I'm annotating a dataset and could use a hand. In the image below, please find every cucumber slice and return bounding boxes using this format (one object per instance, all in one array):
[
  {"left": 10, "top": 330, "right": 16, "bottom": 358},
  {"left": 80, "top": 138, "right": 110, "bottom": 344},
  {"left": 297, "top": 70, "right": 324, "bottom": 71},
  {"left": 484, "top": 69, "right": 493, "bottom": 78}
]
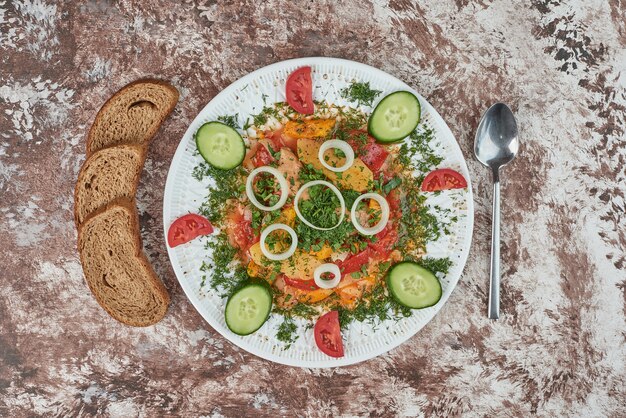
[
  {"left": 368, "top": 91, "right": 421, "bottom": 143},
  {"left": 386, "top": 262, "right": 442, "bottom": 309},
  {"left": 195, "top": 121, "right": 245, "bottom": 170},
  {"left": 225, "top": 282, "right": 272, "bottom": 335}
]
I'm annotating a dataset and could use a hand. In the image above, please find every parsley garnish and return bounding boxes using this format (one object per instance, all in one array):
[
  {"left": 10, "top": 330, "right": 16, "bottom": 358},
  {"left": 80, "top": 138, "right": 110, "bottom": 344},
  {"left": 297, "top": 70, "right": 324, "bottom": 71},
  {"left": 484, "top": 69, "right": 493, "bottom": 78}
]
[
  {"left": 382, "top": 177, "right": 402, "bottom": 195},
  {"left": 297, "top": 184, "right": 341, "bottom": 229}
]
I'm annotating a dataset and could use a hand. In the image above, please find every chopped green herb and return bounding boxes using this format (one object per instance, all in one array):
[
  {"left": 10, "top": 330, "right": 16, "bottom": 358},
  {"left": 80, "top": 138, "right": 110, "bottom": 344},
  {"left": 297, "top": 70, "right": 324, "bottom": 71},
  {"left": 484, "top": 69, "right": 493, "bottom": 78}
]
[
  {"left": 338, "top": 284, "right": 411, "bottom": 329},
  {"left": 201, "top": 235, "right": 248, "bottom": 297},
  {"left": 418, "top": 257, "right": 452, "bottom": 275},
  {"left": 195, "top": 162, "right": 244, "bottom": 223},
  {"left": 299, "top": 164, "right": 327, "bottom": 183},
  {"left": 276, "top": 316, "right": 299, "bottom": 349},
  {"left": 382, "top": 177, "right": 402, "bottom": 195},
  {"left": 275, "top": 302, "right": 318, "bottom": 320},
  {"left": 217, "top": 114, "right": 239, "bottom": 129},
  {"left": 253, "top": 112, "right": 267, "bottom": 126},
  {"left": 398, "top": 124, "right": 443, "bottom": 175},
  {"left": 297, "top": 184, "right": 341, "bottom": 229},
  {"left": 340, "top": 81, "right": 382, "bottom": 107}
]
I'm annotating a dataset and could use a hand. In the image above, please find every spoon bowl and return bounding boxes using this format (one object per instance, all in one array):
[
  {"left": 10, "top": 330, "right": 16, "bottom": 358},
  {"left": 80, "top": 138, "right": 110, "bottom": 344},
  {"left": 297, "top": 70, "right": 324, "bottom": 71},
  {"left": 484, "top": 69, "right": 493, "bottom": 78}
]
[
  {"left": 474, "top": 102, "right": 519, "bottom": 319},
  {"left": 475, "top": 103, "right": 519, "bottom": 172}
]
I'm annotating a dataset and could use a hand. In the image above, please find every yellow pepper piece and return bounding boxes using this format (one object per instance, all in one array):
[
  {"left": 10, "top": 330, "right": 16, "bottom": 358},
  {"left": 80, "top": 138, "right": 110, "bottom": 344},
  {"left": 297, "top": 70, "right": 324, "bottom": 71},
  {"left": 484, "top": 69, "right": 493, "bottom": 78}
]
[
  {"left": 297, "top": 138, "right": 373, "bottom": 192},
  {"left": 248, "top": 242, "right": 266, "bottom": 266},
  {"left": 281, "top": 250, "right": 323, "bottom": 280},
  {"left": 337, "top": 283, "right": 361, "bottom": 308},
  {"left": 279, "top": 207, "right": 297, "bottom": 227},
  {"left": 297, "top": 288, "right": 334, "bottom": 303},
  {"left": 247, "top": 260, "right": 262, "bottom": 278},
  {"left": 284, "top": 119, "right": 336, "bottom": 139},
  {"left": 310, "top": 244, "right": 333, "bottom": 260},
  {"left": 369, "top": 199, "right": 381, "bottom": 211}
]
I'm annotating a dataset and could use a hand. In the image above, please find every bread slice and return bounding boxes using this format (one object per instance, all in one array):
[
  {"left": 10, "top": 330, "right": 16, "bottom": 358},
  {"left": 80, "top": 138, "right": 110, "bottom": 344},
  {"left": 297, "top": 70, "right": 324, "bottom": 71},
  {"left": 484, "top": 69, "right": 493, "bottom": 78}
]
[
  {"left": 74, "top": 144, "right": 145, "bottom": 225},
  {"left": 78, "top": 199, "right": 170, "bottom": 326},
  {"left": 87, "top": 79, "right": 179, "bottom": 155}
]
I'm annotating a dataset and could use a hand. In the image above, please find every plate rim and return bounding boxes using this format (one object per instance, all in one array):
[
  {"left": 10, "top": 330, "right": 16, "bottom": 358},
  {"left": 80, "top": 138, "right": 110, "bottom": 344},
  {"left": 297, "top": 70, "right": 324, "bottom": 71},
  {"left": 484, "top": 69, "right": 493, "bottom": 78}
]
[{"left": 163, "top": 57, "right": 474, "bottom": 368}]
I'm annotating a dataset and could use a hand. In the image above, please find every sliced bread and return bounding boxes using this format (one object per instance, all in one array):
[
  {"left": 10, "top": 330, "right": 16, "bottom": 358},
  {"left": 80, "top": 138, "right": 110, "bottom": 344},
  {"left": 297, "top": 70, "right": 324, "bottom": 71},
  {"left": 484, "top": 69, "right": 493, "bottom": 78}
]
[
  {"left": 77, "top": 199, "right": 170, "bottom": 327},
  {"left": 74, "top": 144, "right": 145, "bottom": 225},
  {"left": 86, "top": 79, "right": 179, "bottom": 155}
]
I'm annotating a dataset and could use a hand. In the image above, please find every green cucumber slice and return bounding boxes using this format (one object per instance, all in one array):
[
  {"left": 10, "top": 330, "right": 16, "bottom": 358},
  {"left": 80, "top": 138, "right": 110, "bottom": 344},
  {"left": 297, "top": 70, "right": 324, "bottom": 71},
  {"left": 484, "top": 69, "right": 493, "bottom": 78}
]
[
  {"left": 368, "top": 91, "right": 421, "bottom": 143},
  {"left": 386, "top": 261, "right": 442, "bottom": 309},
  {"left": 195, "top": 121, "right": 245, "bottom": 170},
  {"left": 225, "top": 282, "right": 272, "bottom": 335}
]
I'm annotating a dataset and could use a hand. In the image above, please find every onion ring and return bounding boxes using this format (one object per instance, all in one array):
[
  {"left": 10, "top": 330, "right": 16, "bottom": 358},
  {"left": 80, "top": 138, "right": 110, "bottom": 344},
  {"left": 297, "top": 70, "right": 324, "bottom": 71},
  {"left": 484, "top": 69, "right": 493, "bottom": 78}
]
[
  {"left": 318, "top": 139, "right": 355, "bottom": 172},
  {"left": 350, "top": 192, "right": 390, "bottom": 235},
  {"left": 245, "top": 166, "right": 289, "bottom": 211},
  {"left": 314, "top": 263, "right": 342, "bottom": 289},
  {"left": 260, "top": 223, "right": 298, "bottom": 261},
  {"left": 294, "top": 180, "right": 345, "bottom": 231}
]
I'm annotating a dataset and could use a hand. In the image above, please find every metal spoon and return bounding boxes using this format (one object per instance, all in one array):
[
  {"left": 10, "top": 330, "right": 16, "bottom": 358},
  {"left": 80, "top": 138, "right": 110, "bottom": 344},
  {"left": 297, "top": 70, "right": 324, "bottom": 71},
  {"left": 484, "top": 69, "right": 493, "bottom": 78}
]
[{"left": 474, "top": 103, "right": 519, "bottom": 319}]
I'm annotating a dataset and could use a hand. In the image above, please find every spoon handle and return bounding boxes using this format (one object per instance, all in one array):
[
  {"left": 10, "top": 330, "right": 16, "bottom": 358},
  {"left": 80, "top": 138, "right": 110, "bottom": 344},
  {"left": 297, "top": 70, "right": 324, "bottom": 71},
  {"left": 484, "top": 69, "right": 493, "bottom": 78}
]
[{"left": 488, "top": 170, "right": 501, "bottom": 319}]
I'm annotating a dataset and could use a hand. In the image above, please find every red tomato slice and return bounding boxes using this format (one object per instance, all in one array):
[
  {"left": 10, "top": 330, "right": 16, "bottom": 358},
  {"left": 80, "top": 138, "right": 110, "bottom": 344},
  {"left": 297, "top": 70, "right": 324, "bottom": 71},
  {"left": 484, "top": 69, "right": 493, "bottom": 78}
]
[
  {"left": 264, "top": 129, "right": 284, "bottom": 151},
  {"left": 369, "top": 224, "right": 398, "bottom": 255},
  {"left": 314, "top": 311, "right": 344, "bottom": 358},
  {"left": 386, "top": 189, "right": 401, "bottom": 213},
  {"left": 278, "top": 132, "right": 299, "bottom": 153},
  {"left": 284, "top": 276, "right": 319, "bottom": 291},
  {"left": 265, "top": 128, "right": 298, "bottom": 153},
  {"left": 251, "top": 143, "right": 275, "bottom": 167},
  {"left": 347, "top": 131, "right": 389, "bottom": 173},
  {"left": 286, "top": 67, "right": 314, "bottom": 114},
  {"left": 339, "top": 247, "right": 372, "bottom": 275},
  {"left": 421, "top": 168, "right": 467, "bottom": 192},
  {"left": 167, "top": 214, "right": 213, "bottom": 247},
  {"left": 225, "top": 207, "right": 257, "bottom": 251}
]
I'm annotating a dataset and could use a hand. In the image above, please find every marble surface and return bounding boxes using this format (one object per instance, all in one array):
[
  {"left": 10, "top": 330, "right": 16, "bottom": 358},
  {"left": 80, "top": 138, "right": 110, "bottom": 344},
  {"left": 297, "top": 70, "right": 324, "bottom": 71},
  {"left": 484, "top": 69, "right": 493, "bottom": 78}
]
[{"left": 1, "top": 1, "right": 625, "bottom": 416}]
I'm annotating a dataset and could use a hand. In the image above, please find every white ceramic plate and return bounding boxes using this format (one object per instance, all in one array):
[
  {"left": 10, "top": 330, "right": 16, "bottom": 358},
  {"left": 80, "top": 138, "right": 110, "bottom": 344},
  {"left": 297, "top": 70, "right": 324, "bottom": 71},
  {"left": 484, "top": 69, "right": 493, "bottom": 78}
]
[{"left": 163, "top": 57, "right": 473, "bottom": 368}]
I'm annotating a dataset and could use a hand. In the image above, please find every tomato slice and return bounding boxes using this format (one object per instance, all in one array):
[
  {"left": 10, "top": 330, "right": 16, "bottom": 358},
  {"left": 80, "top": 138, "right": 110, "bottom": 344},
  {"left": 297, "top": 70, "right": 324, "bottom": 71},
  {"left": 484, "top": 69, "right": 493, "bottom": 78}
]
[
  {"left": 369, "top": 224, "right": 398, "bottom": 255},
  {"left": 251, "top": 143, "right": 275, "bottom": 167},
  {"left": 347, "top": 131, "right": 389, "bottom": 173},
  {"left": 167, "top": 214, "right": 213, "bottom": 247},
  {"left": 265, "top": 128, "right": 298, "bottom": 153},
  {"left": 421, "top": 168, "right": 467, "bottom": 192},
  {"left": 339, "top": 247, "right": 372, "bottom": 275},
  {"left": 225, "top": 206, "right": 257, "bottom": 251},
  {"left": 286, "top": 67, "right": 314, "bottom": 114},
  {"left": 314, "top": 311, "right": 344, "bottom": 358},
  {"left": 284, "top": 276, "right": 319, "bottom": 291},
  {"left": 386, "top": 189, "right": 401, "bottom": 213}
]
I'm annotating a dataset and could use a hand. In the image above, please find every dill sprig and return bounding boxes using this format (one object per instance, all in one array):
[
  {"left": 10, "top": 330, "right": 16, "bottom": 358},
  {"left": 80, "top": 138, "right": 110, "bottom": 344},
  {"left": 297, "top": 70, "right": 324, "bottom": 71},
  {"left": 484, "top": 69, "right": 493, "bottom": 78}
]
[
  {"left": 217, "top": 114, "right": 239, "bottom": 129},
  {"left": 340, "top": 81, "right": 382, "bottom": 107}
]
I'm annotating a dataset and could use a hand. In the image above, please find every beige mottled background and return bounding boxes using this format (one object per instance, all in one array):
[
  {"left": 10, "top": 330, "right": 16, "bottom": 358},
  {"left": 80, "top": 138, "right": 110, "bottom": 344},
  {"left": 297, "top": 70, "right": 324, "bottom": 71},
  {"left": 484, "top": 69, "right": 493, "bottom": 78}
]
[{"left": 1, "top": 1, "right": 625, "bottom": 417}]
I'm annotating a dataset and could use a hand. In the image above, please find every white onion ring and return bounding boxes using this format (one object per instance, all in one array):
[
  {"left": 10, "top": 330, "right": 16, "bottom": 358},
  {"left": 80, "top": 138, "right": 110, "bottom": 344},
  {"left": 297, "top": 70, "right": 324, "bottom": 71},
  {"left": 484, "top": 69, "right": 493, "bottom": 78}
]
[
  {"left": 314, "top": 263, "right": 342, "bottom": 289},
  {"left": 260, "top": 223, "right": 298, "bottom": 261},
  {"left": 246, "top": 166, "right": 289, "bottom": 211},
  {"left": 318, "top": 139, "right": 355, "bottom": 172},
  {"left": 294, "top": 180, "right": 345, "bottom": 231},
  {"left": 350, "top": 192, "right": 390, "bottom": 235}
]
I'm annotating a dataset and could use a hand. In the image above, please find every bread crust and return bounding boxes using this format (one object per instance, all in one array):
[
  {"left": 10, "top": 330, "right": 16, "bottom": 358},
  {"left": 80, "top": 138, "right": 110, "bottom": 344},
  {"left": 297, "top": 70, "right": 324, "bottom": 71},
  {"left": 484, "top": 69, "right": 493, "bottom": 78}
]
[
  {"left": 77, "top": 198, "right": 170, "bottom": 327},
  {"left": 86, "top": 79, "right": 179, "bottom": 156}
]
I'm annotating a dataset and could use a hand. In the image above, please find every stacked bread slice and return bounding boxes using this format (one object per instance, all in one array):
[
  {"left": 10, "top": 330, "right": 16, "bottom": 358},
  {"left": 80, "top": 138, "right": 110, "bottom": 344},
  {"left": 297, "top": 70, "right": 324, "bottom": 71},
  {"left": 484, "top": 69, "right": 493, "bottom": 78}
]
[{"left": 74, "top": 80, "right": 178, "bottom": 326}]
